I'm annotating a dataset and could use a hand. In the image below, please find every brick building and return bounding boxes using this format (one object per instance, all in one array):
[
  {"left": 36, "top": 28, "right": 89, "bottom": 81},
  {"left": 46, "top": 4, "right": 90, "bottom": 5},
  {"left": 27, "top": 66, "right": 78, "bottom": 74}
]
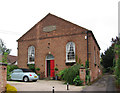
[{"left": 17, "top": 13, "right": 101, "bottom": 81}]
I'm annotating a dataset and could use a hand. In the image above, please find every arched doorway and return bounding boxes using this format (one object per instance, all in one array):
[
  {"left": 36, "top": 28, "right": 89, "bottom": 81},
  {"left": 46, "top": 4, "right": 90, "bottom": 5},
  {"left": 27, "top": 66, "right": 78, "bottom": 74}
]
[{"left": 45, "top": 54, "right": 55, "bottom": 78}]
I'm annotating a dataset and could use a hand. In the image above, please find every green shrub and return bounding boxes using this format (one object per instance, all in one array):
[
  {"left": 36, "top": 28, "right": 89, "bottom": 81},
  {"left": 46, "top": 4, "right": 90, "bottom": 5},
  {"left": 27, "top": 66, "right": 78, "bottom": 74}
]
[
  {"left": 58, "top": 68, "right": 67, "bottom": 80},
  {"left": 78, "top": 58, "right": 81, "bottom": 64},
  {"left": 114, "top": 58, "right": 120, "bottom": 79},
  {"left": 116, "top": 78, "right": 120, "bottom": 88},
  {"left": 28, "top": 64, "right": 35, "bottom": 72},
  {"left": 85, "top": 60, "right": 89, "bottom": 68},
  {"left": 9, "top": 65, "right": 19, "bottom": 72},
  {"left": 35, "top": 67, "right": 40, "bottom": 71},
  {"left": 73, "top": 75, "right": 83, "bottom": 86},
  {"left": 85, "top": 60, "right": 90, "bottom": 84},
  {"left": 81, "top": 64, "right": 84, "bottom": 67},
  {"left": 6, "top": 84, "right": 17, "bottom": 93},
  {"left": 54, "top": 67, "right": 58, "bottom": 71},
  {"left": 58, "top": 63, "right": 81, "bottom": 84},
  {"left": 85, "top": 74, "right": 91, "bottom": 84}
]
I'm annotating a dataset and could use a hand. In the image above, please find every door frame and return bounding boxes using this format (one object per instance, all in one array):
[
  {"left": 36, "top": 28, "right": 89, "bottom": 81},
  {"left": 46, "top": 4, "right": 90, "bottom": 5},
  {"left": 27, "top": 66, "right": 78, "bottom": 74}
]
[{"left": 45, "top": 54, "right": 54, "bottom": 77}]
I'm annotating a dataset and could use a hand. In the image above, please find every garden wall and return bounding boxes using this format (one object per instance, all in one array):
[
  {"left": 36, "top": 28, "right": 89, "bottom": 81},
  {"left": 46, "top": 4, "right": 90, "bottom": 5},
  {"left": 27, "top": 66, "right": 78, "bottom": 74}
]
[{"left": 0, "top": 62, "right": 7, "bottom": 93}]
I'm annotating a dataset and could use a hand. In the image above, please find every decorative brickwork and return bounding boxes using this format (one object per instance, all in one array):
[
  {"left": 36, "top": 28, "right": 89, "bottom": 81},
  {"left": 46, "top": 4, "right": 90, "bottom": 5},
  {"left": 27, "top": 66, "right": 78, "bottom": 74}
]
[{"left": 0, "top": 62, "right": 7, "bottom": 93}]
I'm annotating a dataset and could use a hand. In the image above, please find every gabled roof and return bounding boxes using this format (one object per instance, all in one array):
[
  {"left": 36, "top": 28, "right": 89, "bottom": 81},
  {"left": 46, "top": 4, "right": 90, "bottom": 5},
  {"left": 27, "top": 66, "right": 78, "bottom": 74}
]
[
  {"left": 7, "top": 55, "right": 17, "bottom": 64},
  {"left": 17, "top": 13, "right": 88, "bottom": 42},
  {"left": 88, "top": 31, "right": 101, "bottom": 50},
  {"left": 17, "top": 13, "right": 100, "bottom": 50}
]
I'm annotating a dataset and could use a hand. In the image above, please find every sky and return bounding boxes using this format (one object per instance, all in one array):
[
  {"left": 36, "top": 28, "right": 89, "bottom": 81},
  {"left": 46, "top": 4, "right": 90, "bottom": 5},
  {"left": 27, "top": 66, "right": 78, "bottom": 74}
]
[{"left": 0, "top": 0, "right": 119, "bottom": 56}]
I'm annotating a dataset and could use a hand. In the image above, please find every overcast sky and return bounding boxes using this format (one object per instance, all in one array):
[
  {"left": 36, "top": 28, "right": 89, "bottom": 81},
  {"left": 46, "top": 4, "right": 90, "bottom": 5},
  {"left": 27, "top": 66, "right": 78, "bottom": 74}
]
[{"left": 0, "top": 0, "right": 119, "bottom": 56}]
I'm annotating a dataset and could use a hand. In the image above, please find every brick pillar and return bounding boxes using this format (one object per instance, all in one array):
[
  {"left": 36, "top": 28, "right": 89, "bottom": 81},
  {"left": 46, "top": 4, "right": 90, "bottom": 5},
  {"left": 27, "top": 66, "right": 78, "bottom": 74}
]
[
  {"left": 79, "top": 67, "right": 86, "bottom": 85},
  {"left": 0, "top": 62, "right": 7, "bottom": 93}
]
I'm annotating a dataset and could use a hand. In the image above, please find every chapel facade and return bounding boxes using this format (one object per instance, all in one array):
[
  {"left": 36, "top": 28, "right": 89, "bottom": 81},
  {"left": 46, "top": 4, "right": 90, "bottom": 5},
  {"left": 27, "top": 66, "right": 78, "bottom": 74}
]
[{"left": 17, "top": 13, "right": 101, "bottom": 81}]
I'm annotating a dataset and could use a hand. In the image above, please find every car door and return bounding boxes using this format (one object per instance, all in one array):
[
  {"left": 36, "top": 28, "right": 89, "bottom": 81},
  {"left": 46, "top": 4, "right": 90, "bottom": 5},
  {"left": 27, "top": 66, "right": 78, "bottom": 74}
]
[
  {"left": 11, "top": 69, "right": 23, "bottom": 80},
  {"left": 11, "top": 69, "right": 19, "bottom": 80},
  {"left": 17, "top": 69, "right": 24, "bottom": 80}
]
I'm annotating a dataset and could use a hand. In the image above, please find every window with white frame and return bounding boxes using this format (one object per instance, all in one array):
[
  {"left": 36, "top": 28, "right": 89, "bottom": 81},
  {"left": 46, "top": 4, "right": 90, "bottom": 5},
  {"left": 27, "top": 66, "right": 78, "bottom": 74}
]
[
  {"left": 28, "top": 46, "right": 35, "bottom": 64},
  {"left": 66, "top": 42, "right": 75, "bottom": 62}
]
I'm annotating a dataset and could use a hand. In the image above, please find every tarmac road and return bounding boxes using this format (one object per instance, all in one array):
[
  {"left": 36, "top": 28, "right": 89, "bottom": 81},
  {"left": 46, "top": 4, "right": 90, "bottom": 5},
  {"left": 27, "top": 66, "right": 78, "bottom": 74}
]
[{"left": 82, "top": 74, "right": 117, "bottom": 92}]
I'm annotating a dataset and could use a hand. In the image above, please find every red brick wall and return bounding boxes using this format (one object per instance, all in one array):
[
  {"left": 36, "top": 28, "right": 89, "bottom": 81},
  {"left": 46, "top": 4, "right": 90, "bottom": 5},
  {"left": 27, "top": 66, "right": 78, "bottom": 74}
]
[
  {"left": 0, "top": 63, "right": 7, "bottom": 93},
  {"left": 88, "top": 33, "right": 101, "bottom": 81},
  {"left": 17, "top": 14, "right": 100, "bottom": 80},
  {"left": 18, "top": 33, "right": 88, "bottom": 77}
]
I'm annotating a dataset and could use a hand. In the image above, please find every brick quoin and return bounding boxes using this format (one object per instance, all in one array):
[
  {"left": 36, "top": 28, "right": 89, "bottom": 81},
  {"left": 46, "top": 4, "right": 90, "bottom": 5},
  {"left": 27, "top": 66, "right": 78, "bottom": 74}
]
[{"left": 17, "top": 13, "right": 101, "bottom": 81}]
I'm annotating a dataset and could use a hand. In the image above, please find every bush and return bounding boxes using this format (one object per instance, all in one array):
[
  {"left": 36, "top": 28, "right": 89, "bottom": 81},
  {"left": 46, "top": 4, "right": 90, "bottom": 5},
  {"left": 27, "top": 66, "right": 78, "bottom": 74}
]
[
  {"left": 58, "top": 68, "right": 67, "bottom": 80},
  {"left": 9, "top": 65, "right": 19, "bottom": 72},
  {"left": 114, "top": 58, "right": 120, "bottom": 79},
  {"left": 35, "top": 67, "right": 40, "bottom": 71},
  {"left": 28, "top": 64, "right": 35, "bottom": 72},
  {"left": 116, "top": 78, "right": 120, "bottom": 88},
  {"left": 6, "top": 84, "right": 17, "bottom": 93},
  {"left": 81, "top": 64, "right": 84, "bottom": 67},
  {"left": 73, "top": 75, "right": 83, "bottom": 86},
  {"left": 58, "top": 63, "right": 81, "bottom": 84},
  {"left": 54, "top": 67, "right": 58, "bottom": 71},
  {"left": 85, "top": 60, "right": 89, "bottom": 68},
  {"left": 85, "top": 74, "right": 90, "bottom": 84}
]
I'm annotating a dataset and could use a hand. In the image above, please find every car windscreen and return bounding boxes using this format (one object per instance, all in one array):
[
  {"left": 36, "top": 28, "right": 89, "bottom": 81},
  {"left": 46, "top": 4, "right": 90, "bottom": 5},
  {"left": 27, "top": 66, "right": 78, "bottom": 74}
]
[{"left": 22, "top": 69, "right": 33, "bottom": 72}]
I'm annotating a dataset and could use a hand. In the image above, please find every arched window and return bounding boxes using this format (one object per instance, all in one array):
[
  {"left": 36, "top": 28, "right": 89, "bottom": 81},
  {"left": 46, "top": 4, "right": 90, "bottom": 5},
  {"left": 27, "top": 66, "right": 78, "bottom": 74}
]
[
  {"left": 28, "top": 46, "right": 35, "bottom": 64},
  {"left": 66, "top": 42, "right": 75, "bottom": 63}
]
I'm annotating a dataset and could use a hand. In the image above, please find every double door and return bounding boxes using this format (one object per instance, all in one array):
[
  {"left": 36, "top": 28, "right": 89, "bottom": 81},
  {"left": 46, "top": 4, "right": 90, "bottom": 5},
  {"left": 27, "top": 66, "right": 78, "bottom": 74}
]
[{"left": 47, "top": 60, "right": 55, "bottom": 77}]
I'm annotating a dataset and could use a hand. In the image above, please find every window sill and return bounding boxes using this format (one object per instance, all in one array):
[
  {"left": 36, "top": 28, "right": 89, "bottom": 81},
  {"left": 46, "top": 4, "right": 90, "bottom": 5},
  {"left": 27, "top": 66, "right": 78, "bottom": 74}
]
[
  {"left": 66, "top": 61, "right": 76, "bottom": 63},
  {"left": 27, "top": 62, "right": 35, "bottom": 64}
]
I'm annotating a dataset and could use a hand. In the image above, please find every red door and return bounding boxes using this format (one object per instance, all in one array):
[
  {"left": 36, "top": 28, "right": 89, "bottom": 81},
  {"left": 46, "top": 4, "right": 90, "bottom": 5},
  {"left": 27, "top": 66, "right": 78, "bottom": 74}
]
[{"left": 50, "top": 60, "right": 55, "bottom": 77}]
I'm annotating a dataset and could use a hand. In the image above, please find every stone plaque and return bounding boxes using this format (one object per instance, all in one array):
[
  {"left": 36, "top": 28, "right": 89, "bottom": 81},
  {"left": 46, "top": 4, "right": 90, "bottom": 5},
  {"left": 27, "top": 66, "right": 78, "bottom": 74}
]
[{"left": 43, "top": 25, "right": 56, "bottom": 32}]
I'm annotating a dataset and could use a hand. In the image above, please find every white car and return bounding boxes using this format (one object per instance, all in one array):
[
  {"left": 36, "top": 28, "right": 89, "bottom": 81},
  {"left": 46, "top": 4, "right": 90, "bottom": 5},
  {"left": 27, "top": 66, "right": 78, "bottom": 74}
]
[{"left": 10, "top": 68, "right": 38, "bottom": 82}]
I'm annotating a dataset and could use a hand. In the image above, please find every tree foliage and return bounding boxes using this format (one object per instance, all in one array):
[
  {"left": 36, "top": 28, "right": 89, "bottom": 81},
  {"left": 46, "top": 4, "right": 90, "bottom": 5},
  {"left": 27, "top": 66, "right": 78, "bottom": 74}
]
[
  {"left": 0, "top": 39, "right": 11, "bottom": 55},
  {"left": 112, "top": 37, "right": 120, "bottom": 87},
  {"left": 101, "top": 46, "right": 115, "bottom": 69},
  {"left": 73, "top": 75, "right": 83, "bottom": 86}
]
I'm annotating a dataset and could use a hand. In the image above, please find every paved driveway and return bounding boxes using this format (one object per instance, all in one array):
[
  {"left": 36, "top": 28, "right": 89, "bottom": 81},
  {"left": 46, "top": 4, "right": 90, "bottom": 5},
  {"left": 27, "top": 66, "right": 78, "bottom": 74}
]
[
  {"left": 7, "top": 80, "right": 84, "bottom": 91},
  {"left": 7, "top": 74, "right": 117, "bottom": 92}
]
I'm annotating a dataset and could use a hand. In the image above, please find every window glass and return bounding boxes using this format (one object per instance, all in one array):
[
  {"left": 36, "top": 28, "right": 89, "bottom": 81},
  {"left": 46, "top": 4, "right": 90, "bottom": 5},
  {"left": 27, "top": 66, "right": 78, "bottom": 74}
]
[
  {"left": 66, "top": 42, "right": 75, "bottom": 62},
  {"left": 13, "top": 69, "right": 23, "bottom": 73},
  {"left": 46, "top": 54, "right": 54, "bottom": 60},
  {"left": 28, "top": 46, "right": 35, "bottom": 64}
]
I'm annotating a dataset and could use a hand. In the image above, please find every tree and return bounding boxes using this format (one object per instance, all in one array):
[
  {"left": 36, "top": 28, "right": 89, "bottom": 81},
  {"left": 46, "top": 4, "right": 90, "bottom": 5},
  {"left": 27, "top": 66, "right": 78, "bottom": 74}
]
[
  {"left": 112, "top": 37, "right": 120, "bottom": 87},
  {"left": 0, "top": 39, "right": 11, "bottom": 55},
  {"left": 0, "top": 39, "right": 11, "bottom": 63},
  {"left": 101, "top": 46, "right": 114, "bottom": 72}
]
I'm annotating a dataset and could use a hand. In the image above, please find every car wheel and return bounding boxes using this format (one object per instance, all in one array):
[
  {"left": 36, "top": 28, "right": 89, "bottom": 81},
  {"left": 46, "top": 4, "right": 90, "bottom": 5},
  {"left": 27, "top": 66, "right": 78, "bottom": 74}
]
[
  {"left": 33, "top": 80, "right": 37, "bottom": 82},
  {"left": 23, "top": 76, "right": 29, "bottom": 82}
]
